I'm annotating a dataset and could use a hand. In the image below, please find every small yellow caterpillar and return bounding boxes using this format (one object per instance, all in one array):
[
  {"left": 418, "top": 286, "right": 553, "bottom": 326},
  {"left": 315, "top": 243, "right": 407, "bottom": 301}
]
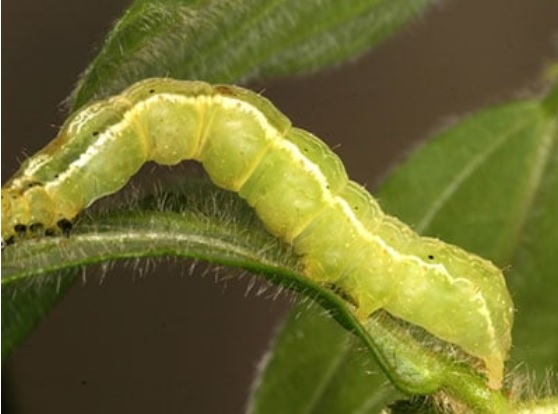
[{"left": 1, "top": 78, "right": 513, "bottom": 388}]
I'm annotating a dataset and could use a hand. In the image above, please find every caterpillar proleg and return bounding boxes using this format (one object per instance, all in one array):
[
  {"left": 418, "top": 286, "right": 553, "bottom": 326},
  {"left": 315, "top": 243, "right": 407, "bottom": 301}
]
[{"left": 1, "top": 78, "right": 513, "bottom": 389}]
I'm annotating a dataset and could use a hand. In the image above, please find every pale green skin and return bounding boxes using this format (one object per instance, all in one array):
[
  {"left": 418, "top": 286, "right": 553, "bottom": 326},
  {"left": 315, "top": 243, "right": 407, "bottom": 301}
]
[{"left": 2, "top": 78, "right": 513, "bottom": 389}]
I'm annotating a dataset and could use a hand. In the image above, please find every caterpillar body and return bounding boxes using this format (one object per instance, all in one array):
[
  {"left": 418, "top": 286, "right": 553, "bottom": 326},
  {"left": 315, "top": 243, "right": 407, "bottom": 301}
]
[{"left": 1, "top": 78, "right": 513, "bottom": 389}]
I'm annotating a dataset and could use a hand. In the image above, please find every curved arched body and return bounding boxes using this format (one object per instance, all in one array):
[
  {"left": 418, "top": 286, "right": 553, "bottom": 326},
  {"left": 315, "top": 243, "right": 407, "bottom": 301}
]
[{"left": 1, "top": 78, "right": 513, "bottom": 388}]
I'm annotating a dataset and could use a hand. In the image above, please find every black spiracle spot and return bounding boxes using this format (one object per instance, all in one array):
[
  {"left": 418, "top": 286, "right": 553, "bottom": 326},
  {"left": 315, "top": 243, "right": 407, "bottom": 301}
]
[
  {"left": 14, "top": 224, "right": 27, "bottom": 237},
  {"left": 92, "top": 131, "right": 100, "bottom": 137},
  {"left": 26, "top": 181, "right": 42, "bottom": 189},
  {"left": 149, "top": 89, "right": 156, "bottom": 94},
  {"left": 57, "top": 219, "right": 73, "bottom": 237},
  {"left": 428, "top": 254, "right": 435, "bottom": 260}
]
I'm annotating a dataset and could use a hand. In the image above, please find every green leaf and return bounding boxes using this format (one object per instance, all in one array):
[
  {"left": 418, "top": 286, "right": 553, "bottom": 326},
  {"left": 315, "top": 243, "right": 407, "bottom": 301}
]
[
  {"left": 247, "top": 86, "right": 557, "bottom": 411},
  {"left": 71, "top": 0, "right": 436, "bottom": 109},
  {"left": 1, "top": 270, "right": 76, "bottom": 358},
  {"left": 246, "top": 302, "right": 401, "bottom": 414}
]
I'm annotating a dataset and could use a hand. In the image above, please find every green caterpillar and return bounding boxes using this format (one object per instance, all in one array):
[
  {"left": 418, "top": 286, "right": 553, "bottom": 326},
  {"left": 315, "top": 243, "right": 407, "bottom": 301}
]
[{"left": 1, "top": 78, "right": 513, "bottom": 389}]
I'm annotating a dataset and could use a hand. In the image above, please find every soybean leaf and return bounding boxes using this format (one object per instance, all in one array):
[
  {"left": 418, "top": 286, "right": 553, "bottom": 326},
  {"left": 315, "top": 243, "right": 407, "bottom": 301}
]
[
  {"left": 72, "top": 0, "right": 436, "bottom": 109},
  {"left": 246, "top": 302, "right": 401, "bottom": 414}
]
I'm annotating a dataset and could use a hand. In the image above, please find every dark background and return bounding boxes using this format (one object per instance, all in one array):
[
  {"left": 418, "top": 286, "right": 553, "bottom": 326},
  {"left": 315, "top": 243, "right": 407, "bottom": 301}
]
[{"left": 2, "top": 1, "right": 557, "bottom": 413}]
